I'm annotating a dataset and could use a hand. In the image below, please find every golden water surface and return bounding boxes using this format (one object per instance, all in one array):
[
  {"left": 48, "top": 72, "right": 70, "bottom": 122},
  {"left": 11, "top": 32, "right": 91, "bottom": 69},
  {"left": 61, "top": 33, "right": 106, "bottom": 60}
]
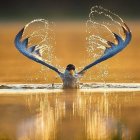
[{"left": 0, "top": 91, "right": 140, "bottom": 140}]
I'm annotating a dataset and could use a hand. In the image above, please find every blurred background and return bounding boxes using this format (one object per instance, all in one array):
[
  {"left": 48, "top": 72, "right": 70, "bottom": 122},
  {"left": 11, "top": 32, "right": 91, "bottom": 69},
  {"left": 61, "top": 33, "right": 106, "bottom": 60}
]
[
  {"left": 0, "top": 0, "right": 140, "bottom": 83},
  {"left": 0, "top": 0, "right": 140, "bottom": 20}
]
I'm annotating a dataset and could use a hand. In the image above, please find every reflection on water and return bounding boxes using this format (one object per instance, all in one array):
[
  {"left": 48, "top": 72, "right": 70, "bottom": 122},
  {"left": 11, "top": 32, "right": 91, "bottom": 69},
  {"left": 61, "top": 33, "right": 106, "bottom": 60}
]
[
  {"left": 18, "top": 95, "right": 65, "bottom": 140},
  {"left": 0, "top": 91, "right": 140, "bottom": 140},
  {"left": 75, "top": 93, "right": 130, "bottom": 140}
]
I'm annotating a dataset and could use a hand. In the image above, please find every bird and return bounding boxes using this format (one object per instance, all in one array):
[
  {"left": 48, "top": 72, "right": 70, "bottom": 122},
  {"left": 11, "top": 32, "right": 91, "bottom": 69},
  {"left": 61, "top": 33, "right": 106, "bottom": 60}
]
[
  {"left": 14, "top": 22, "right": 131, "bottom": 89},
  {"left": 60, "top": 64, "right": 83, "bottom": 88}
]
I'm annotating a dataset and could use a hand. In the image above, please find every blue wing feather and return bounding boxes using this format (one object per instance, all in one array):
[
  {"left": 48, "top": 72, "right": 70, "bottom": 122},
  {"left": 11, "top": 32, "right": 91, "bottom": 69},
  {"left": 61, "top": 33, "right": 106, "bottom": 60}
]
[
  {"left": 22, "top": 38, "right": 28, "bottom": 48},
  {"left": 27, "top": 46, "right": 36, "bottom": 53},
  {"left": 15, "top": 27, "right": 61, "bottom": 75}
]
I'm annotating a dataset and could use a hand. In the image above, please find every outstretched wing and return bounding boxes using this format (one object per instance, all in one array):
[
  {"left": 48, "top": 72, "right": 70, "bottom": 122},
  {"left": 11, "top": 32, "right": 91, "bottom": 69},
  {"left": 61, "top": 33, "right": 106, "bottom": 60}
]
[
  {"left": 15, "top": 27, "right": 62, "bottom": 75},
  {"left": 78, "top": 23, "right": 132, "bottom": 74}
]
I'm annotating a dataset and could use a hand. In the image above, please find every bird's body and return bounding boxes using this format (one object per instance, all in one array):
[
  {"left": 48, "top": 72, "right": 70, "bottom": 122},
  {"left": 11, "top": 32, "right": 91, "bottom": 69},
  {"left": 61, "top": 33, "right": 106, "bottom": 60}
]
[{"left": 60, "top": 70, "right": 83, "bottom": 88}]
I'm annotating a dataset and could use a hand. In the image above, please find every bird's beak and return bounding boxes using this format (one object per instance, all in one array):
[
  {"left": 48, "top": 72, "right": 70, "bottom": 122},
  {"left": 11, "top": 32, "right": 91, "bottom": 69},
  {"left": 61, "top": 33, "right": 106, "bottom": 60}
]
[{"left": 69, "top": 70, "right": 74, "bottom": 76}]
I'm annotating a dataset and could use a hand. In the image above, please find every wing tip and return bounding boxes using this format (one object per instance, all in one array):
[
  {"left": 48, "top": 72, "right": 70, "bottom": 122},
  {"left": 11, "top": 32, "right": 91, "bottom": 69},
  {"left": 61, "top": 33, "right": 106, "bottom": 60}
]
[
  {"left": 107, "top": 41, "right": 115, "bottom": 47},
  {"left": 18, "top": 27, "right": 25, "bottom": 38},
  {"left": 15, "top": 26, "right": 25, "bottom": 42},
  {"left": 123, "top": 22, "right": 131, "bottom": 33},
  {"left": 22, "top": 37, "right": 29, "bottom": 47},
  {"left": 113, "top": 32, "right": 123, "bottom": 45},
  {"left": 122, "top": 22, "right": 132, "bottom": 43},
  {"left": 20, "top": 27, "right": 25, "bottom": 34}
]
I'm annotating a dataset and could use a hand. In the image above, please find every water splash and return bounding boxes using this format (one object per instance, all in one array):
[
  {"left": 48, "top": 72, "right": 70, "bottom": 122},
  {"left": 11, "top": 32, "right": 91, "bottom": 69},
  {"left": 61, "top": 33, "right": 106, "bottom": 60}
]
[
  {"left": 23, "top": 19, "right": 64, "bottom": 82},
  {"left": 23, "top": 19, "right": 55, "bottom": 64},
  {"left": 21, "top": 7, "right": 126, "bottom": 83},
  {"left": 85, "top": 6, "right": 125, "bottom": 82}
]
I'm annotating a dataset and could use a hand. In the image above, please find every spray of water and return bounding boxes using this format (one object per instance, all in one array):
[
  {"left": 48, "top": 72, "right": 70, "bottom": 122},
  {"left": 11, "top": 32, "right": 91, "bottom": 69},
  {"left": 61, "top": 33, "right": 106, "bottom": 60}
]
[
  {"left": 23, "top": 19, "right": 62, "bottom": 82},
  {"left": 23, "top": 19, "right": 55, "bottom": 64},
  {"left": 85, "top": 6, "right": 125, "bottom": 82},
  {"left": 23, "top": 6, "right": 125, "bottom": 83}
]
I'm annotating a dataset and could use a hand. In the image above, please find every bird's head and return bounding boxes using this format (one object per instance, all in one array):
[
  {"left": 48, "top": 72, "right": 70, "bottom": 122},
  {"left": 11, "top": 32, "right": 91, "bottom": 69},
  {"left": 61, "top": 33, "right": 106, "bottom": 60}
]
[{"left": 66, "top": 64, "right": 76, "bottom": 76}]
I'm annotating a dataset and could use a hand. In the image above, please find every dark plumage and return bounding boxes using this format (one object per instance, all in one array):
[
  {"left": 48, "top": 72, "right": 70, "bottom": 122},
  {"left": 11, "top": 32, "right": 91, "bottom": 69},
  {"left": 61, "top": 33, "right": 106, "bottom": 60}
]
[{"left": 66, "top": 64, "right": 75, "bottom": 71}]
